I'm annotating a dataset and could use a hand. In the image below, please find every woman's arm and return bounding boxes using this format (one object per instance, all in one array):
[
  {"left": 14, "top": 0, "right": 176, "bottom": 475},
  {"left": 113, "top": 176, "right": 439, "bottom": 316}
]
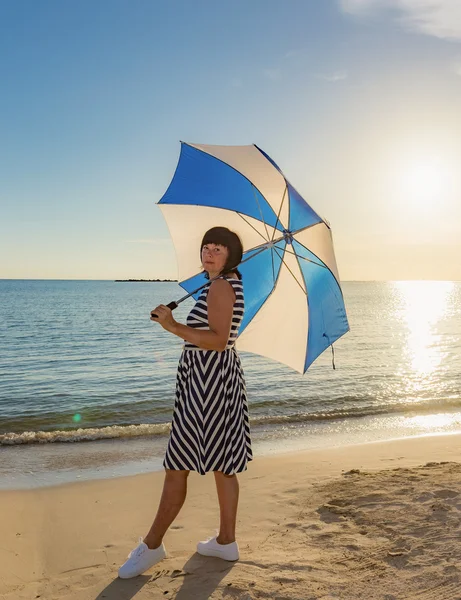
[{"left": 151, "top": 279, "right": 236, "bottom": 351}]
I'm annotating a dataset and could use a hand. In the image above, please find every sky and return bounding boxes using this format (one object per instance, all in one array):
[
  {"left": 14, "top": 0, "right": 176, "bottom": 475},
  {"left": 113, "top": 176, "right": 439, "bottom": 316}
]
[{"left": 1, "top": 0, "right": 461, "bottom": 281}]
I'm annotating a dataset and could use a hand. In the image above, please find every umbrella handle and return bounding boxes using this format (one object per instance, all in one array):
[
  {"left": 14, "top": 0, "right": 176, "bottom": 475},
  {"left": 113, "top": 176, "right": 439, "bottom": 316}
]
[{"left": 151, "top": 301, "right": 178, "bottom": 319}]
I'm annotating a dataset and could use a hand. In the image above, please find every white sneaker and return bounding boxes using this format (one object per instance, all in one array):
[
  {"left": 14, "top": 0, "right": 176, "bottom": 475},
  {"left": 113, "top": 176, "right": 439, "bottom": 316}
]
[
  {"left": 197, "top": 536, "right": 239, "bottom": 561},
  {"left": 118, "top": 537, "right": 167, "bottom": 579}
]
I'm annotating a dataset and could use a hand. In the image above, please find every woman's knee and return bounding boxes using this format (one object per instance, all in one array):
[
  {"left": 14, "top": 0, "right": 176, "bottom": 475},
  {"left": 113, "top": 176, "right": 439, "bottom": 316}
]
[
  {"left": 165, "top": 468, "right": 190, "bottom": 479},
  {"left": 214, "top": 471, "right": 236, "bottom": 479}
]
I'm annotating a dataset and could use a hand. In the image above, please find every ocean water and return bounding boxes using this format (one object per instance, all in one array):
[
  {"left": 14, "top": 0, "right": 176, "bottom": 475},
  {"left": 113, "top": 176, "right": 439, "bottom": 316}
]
[{"left": 1, "top": 279, "right": 461, "bottom": 489}]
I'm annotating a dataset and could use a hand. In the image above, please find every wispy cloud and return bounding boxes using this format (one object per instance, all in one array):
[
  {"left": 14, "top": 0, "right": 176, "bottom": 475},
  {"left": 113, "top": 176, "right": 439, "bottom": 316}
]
[
  {"left": 263, "top": 68, "right": 281, "bottom": 80},
  {"left": 317, "top": 69, "right": 349, "bottom": 82},
  {"left": 339, "top": 0, "right": 461, "bottom": 41}
]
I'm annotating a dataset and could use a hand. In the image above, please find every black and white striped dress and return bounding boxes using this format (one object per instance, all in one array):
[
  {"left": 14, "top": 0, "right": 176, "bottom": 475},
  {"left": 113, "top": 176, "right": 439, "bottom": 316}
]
[{"left": 164, "top": 275, "right": 252, "bottom": 475}]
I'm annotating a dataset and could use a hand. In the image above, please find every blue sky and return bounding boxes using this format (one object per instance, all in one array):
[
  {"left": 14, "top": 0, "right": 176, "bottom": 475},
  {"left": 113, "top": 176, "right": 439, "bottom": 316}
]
[{"left": 2, "top": 0, "right": 461, "bottom": 280}]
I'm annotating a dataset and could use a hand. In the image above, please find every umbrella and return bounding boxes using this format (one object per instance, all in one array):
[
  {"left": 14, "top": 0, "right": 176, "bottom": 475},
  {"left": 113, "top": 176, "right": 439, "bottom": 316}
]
[{"left": 156, "top": 142, "right": 349, "bottom": 374}]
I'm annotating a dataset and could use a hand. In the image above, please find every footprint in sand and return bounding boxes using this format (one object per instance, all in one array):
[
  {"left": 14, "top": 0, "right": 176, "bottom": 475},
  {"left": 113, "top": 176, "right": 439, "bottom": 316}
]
[
  {"left": 149, "top": 569, "right": 170, "bottom": 581},
  {"left": 416, "top": 492, "right": 434, "bottom": 502},
  {"left": 316, "top": 504, "right": 348, "bottom": 523},
  {"left": 327, "top": 498, "right": 350, "bottom": 507},
  {"left": 430, "top": 501, "right": 451, "bottom": 512},
  {"left": 433, "top": 489, "right": 459, "bottom": 499},
  {"left": 149, "top": 569, "right": 187, "bottom": 581}
]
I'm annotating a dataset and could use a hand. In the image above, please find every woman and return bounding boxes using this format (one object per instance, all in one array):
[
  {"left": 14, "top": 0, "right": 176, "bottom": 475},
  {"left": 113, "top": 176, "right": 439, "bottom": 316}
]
[{"left": 118, "top": 226, "right": 252, "bottom": 579}]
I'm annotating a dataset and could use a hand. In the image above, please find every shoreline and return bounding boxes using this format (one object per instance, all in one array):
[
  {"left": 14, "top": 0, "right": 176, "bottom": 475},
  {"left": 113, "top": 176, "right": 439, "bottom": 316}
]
[
  {"left": 1, "top": 432, "right": 461, "bottom": 599},
  {"left": 2, "top": 410, "right": 461, "bottom": 491}
]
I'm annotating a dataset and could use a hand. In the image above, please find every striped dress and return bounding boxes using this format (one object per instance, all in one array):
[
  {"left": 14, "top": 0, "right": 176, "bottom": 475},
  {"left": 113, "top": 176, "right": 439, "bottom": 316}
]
[{"left": 164, "top": 275, "right": 253, "bottom": 475}]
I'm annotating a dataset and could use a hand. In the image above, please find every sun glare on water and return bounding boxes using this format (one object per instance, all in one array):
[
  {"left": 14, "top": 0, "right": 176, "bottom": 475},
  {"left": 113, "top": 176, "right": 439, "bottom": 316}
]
[{"left": 394, "top": 280, "right": 454, "bottom": 389}]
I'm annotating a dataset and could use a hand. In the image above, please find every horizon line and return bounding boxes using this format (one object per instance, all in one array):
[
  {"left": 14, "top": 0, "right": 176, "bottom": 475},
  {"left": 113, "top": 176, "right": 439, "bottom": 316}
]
[{"left": 1, "top": 278, "right": 460, "bottom": 283}]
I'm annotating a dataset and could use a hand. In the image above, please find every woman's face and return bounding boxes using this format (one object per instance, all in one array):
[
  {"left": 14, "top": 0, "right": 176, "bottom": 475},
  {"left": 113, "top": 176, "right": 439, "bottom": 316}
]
[{"left": 201, "top": 243, "right": 229, "bottom": 277}]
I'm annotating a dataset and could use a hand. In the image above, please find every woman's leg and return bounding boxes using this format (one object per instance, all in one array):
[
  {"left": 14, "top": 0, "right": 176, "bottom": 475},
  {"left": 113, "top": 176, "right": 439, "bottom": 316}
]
[
  {"left": 143, "top": 469, "right": 190, "bottom": 549},
  {"left": 213, "top": 471, "right": 239, "bottom": 544}
]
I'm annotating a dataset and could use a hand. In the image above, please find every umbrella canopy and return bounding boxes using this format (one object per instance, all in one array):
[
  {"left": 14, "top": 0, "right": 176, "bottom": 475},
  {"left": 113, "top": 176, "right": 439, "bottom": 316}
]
[{"left": 158, "top": 142, "right": 349, "bottom": 374}]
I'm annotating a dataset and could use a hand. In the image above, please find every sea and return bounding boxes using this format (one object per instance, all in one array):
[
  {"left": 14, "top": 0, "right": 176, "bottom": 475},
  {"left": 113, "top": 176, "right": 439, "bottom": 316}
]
[{"left": 1, "top": 279, "right": 461, "bottom": 490}]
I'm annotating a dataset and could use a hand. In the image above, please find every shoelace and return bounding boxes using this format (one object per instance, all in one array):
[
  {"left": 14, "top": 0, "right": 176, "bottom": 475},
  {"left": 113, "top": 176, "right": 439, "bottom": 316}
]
[
  {"left": 128, "top": 537, "right": 146, "bottom": 560},
  {"left": 202, "top": 532, "right": 219, "bottom": 544}
]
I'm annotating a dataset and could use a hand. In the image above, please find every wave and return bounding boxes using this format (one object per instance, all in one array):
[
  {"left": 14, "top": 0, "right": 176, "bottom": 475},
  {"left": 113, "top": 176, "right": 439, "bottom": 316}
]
[
  {"left": 253, "top": 398, "right": 461, "bottom": 426},
  {"left": 0, "top": 423, "right": 171, "bottom": 445},
  {"left": 2, "top": 397, "right": 461, "bottom": 445}
]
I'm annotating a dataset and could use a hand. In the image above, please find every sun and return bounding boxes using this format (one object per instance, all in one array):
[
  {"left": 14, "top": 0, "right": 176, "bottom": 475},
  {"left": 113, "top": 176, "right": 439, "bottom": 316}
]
[
  {"left": 401, "top": 160, "right": 447, "bottom": 205},
  {"left": 394, "top": 152, "right": 457, "bottom": 216},
  {"left": 402, "top": 162, "right": 445, "bottom": 198}
]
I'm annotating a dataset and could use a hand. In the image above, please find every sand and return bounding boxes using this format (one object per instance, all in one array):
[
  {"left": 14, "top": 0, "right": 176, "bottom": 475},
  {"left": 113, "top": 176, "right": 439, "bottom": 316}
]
[{"left": 1, "top": 432, "right": 461, "bottom": 600}]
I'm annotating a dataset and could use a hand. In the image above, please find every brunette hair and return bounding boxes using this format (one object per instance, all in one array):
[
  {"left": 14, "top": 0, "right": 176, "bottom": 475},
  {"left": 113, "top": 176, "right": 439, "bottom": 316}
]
[{"left": 201, "top": 227, "right": 243, "bottom": 280}]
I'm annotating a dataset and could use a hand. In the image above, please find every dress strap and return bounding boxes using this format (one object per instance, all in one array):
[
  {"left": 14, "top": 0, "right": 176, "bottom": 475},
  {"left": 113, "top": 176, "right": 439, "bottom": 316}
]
[{"left": 220, "top": 275, "right": 241, "bottom": 283}]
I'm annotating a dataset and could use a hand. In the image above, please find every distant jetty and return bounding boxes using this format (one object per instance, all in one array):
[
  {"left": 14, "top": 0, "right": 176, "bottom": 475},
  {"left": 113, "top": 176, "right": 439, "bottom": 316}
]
[{"left": 115, "top": 279, "right": 178, "bottom": 282}]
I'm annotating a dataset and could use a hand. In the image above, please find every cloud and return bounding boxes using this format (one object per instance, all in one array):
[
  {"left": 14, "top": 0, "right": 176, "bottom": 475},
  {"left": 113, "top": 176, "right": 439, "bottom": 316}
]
[
  {"left": 339, "top": 0, "right": 461, "bottom": 41},
  {"left": 317, "top": 69, "right": 349, "bottom": 82},
  {"left": 263, "top": 68, "right": 281, "bottom": 80}
]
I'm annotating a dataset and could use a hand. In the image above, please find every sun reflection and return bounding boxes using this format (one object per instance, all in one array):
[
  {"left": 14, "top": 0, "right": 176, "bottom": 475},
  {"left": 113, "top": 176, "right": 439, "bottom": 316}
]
[
  {"left": 394, "top": 281, "right": 453, "bottom": 387},
  {"left": 403, "top": 413, "right": 460, "bottom": 432}
]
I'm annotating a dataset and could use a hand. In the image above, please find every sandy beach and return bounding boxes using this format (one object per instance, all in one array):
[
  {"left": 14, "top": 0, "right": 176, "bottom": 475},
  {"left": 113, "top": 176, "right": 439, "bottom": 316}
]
[{"left": 1, "top": 432, "right": 461, "bottom": 600}]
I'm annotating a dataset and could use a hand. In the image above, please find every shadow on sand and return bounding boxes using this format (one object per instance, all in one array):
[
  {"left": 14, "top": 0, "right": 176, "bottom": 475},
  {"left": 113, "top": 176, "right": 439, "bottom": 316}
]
[
  {"left": 174, "top": 553, "right": 235, "bottom": 599},
  {"left": 94, "top": 553, "right": 236, "bottom": 599},
  {"left": 94, "top": 574, "right": 151, "bottom": 599}
]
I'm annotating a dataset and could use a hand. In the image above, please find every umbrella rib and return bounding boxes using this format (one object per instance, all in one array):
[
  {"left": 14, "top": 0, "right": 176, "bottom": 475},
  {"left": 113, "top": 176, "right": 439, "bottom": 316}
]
[
  {"left": 237, "top": 213, "right": 269, "bottom": 243},
  {"left": 235, "top": 242, "right": 287, "bottom": 342},
  {"left": 251, "top": 184, "right": 271, "bottom": 240},
  {"left": 240, "top": 245, "right": 269, "bottom": 265},
  {"left": 271, "top": 186, "right": 287, "bottom": 240},
  {"left": 271, "top": 183, "right": 288, "bottom": 242},
  {"left": 291, "top": 238, "right": 346, "bottom": 303},
  {"left": 274, "top": 244, "right": 327, "bottom": 269},
  {"left": 292, "top": 222, "right": 325, "bottom": 236},
  {"left": 176, "top": 143, "right": 281, "bottom": 233},
  {"left": 272, "top": 247, "right": 307, "bottom": 296},
  {"left": 291, "top": 246, "right": 310, "bottom": 372},
  {"left": 271, "top": 246, "right": 275, "bottom": 283},
  {"left": 175, "top": 245, "right": 270, "bottom": 305}
]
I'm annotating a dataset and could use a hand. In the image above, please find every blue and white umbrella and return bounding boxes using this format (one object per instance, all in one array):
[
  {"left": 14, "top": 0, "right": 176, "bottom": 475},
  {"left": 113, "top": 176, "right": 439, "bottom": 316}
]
[{"left": 157, "top": 142, "right": 349, "bottom": 374}]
